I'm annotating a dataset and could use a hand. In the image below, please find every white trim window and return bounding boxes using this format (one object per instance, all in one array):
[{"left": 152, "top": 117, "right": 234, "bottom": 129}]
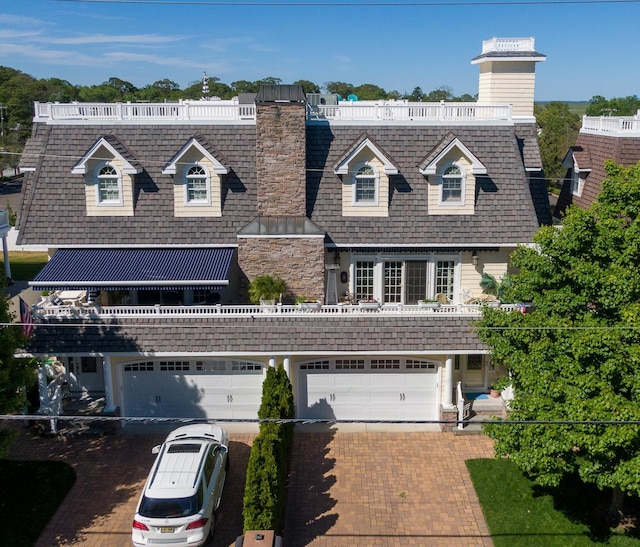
[
  {"left": 185, "top": 164, "right": 210, "bottom": 204},
  {"left": 440, "top": 163, "right": 465, "bottom": 204},
  {"left": 353, "top": 163, "right": 378, "bottom": 205},
  {"left": 96, "top": 163, "right": 122, "bottom": 205},
  {"left": 570, "top": 168, "right": 583, "bottom": 197},
  {"left": 352, "top": 255, "right": 459, "bottom": 304}
]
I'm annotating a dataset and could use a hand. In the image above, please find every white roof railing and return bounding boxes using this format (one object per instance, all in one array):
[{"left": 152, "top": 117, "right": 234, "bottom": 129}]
[
  {"left": 581, "top": 111, "right": 640, "bottom": 135},
  {"left": 33, "top": 100, "right": 514, "bottom": 125}
]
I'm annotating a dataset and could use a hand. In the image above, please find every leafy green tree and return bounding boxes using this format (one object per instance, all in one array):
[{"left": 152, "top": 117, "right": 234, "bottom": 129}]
[
  {"left": 325, "top": 81, "right": 353, "bottom": 99},
  {"left": 292, "top": 79, "right": 320, "bottom": 94},
  {"left": 0, "top": 276, "right": 38, "bottom": 456},
  {"left": 477, "top": 160, "right": 640, "bottom": 516},
  {"left": 586, "top": 95, "right": 640, "bottom": 117},
  {"left": 231, "top": 80, "right": 259, "bottom": 94},
  {"left": 406, "top": 86, "right": 425, "bottom": 101},
  {"left": 424, "top": 86, "right": 453, "bottom": 102},
  {"left": 535, "top": 101, "right": 581, "bottom": 188},
  {"left": 353, "top": 83, "right": 387, "bottom": 100}
]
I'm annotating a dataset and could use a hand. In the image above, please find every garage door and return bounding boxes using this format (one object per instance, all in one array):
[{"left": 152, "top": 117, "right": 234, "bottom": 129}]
[
  {"left": 297, "top": 358, "right": 440, "bottom": 421},
  {"left": 122, "top": 359, "right": 264, "bottom": 420}
]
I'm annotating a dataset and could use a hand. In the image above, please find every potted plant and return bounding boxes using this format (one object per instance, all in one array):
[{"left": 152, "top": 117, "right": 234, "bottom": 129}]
[
  {"left": 248, "top": 275, "right": 287, "bottom": 305},
  {"left": 418, "top": 298, "right": 440, "bottom": 309},
  {"left": 479, "top": 273, "right": 513, "bottom": 307},
  {"left": 490, "top": 376, "right": 510, "bottom": 398}
]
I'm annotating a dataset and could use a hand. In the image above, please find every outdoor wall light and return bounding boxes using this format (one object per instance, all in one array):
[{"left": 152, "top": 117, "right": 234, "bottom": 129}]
[{"left": 472, "top": 250, "right": 479, "bottom": 267}]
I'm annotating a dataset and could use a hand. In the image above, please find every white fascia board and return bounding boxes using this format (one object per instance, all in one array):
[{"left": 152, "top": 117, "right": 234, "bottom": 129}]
[
  {"left": 334, "top": 138, "right": 398, "bottom": 175},
  {"left": 71, "top": 137, "right": 142, "bottom": 175},
  {"left": 419, "top": 138, "right": 487, "bottom": 175},
  {"left": 162, "top": 138, "right": 229, "bottom": 175}
]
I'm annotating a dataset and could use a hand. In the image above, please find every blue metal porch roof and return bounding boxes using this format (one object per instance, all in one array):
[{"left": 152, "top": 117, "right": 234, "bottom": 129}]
[{"left": 30, "top": 248, "right": 234, "bottom": 290}]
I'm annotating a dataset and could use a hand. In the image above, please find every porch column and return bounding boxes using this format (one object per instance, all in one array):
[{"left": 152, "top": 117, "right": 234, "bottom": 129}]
[
  {"left": 102, "top": 356, "right": 116, "bottom": 412},
  {"left": 268, "top": 357, "right": 276, "bottom": 368},
  {"left": 282, "top": 356, "right": 291, "bottom": 377},
  {"left": 443, "top": 354, "right": 454, "bottom": 409}
]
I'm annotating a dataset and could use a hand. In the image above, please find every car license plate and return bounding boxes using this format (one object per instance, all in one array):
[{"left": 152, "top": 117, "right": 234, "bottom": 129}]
[{"left": 160, "top": 527, "right": 174, "bottom": 533}]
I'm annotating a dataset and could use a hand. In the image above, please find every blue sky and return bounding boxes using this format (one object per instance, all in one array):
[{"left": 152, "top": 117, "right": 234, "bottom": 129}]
[{"left": 1, "top": 0, "right": 639, "bottom": 101}]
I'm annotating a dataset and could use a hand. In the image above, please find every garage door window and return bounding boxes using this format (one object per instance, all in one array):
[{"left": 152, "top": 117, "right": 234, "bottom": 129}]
[
  {"left": 124, "top": 362, "right": 154, "bottom": 371},
  {"left": 160, "top": 361, "right": 190, "bottom": 371},
  {"left": 371, "top": 359, "right": 400, "bottom": 369}
]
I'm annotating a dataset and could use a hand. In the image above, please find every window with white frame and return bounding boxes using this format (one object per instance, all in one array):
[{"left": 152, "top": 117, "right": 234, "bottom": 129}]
[
  {"left": 435, "top": 260, "right": 455, "bottom": 301},
  {"left": 96, "top": 164, "right": 122, "bottom": 204},
  {"left": 185, "top": 164, "right": 209, "bottom": 203},
  {"left": 355, "top": 260, "right": 375, "bottom": 300},
  {"left": 354, "top": 256, "right": 458, "bottom": 304},
  {"left": 570, "top": 168, "right": 583, "bottom": 197},
  {"left": 440, "top": 164, "right": 464, "bottom": 204},
  {"left": 353, "top": 164, "right": 377, "bottom": 204}
]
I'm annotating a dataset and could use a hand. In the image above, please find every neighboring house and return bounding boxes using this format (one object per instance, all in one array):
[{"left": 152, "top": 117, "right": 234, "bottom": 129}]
[
  {"left": 16, "top": 37, "right": 549, "bottom": 427},
  {"left": 556, "top": 110, "right": 640, "bottom": 218}
]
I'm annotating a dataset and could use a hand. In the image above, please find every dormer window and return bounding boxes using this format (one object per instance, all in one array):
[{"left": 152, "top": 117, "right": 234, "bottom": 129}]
[
  {"left": 185, "top": 165, "right": 210, "bottom": 204},
  {"left": 354, "top": 164, "right": 378, "bottom": 204},
  {"left": 441, "top": 164, "right": 464, "bottom": 204},
  {"left": 97, "top": 163, "right": 122, "bottom": 205},
  {"left": 570, "top": 167, "right": 583, "bottom": 197}
]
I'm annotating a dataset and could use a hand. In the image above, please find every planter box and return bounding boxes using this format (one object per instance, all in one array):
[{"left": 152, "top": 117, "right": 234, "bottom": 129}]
[
  {"left": 358, "top": 301, "right": 380, "bottom": 310},
  {"left": 297, "top": 302, "right": 321, "bottom": 311}
]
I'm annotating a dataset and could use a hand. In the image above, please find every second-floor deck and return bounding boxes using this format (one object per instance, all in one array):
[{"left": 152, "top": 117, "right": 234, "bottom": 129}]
[
  {"left": 33, "top": 100, "right": 514, "bottom": 125},
  {"left": 581, "top": 111, "right": 640, "bottom": 135},
  {"left": 33, "top": 301, "right": 521, "bottom": 319}
]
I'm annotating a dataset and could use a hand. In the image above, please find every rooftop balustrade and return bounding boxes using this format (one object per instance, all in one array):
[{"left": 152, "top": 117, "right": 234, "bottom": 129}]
[
  {"left": 581, "top": 111, "right": 640, "bottom": 135},
  {"left": 33, "top": 99, "right": 514, "bottom": 125},
  {"left": 33, "top": 302, "right": 521, "bottom": 319}
]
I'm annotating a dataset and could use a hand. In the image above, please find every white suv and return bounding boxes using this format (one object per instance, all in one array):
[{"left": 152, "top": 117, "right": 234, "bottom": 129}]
[{"left": 132, "top": 424, "right": 230, "bottom": 547}]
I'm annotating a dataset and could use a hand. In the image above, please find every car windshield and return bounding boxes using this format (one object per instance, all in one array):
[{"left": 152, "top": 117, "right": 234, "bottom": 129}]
[{"left": 139, "top": 495, "right": 199, "bottom": 518}]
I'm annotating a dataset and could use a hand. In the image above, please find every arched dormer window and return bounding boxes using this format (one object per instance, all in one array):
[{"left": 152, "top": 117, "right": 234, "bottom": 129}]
[
  {"left": 440, "top": 163, "right": 465, "bottom": 204},
  {"left": 96, "top": 163, "right": 122, "bottom": 205},
  {"left": 353, "top": 163, "right": 378, "bottom": 205},
  {"left": 185, "top": 164, "right": 210, "bottom": 204}
]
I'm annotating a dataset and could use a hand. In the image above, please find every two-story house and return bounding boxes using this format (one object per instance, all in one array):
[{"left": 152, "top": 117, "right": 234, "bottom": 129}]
[
  {"left": 556, "top": 110, "right": 640, "bottom": 218},
  {"left": 16, "top": 37, "right": 549, "bottom": 427}
]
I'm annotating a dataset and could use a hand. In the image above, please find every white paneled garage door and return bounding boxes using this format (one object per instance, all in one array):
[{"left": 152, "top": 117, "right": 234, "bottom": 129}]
[
  {"left": 121, "top": 359, "right": 264, "bottom": 420},
  {"left": 297, "top": 358, "right": 440, "bottom": 421}
]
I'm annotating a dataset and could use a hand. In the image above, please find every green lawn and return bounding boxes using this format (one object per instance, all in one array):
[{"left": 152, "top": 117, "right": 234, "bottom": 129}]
[
  {"left": 468, "top": 458, "right": 640, "bottom": 546},
  {"left": 0, "top": 459, "right": 76, "bottom": 546},
  {"left": 2, "top": 251, "right": 48, "bottom": 281}
]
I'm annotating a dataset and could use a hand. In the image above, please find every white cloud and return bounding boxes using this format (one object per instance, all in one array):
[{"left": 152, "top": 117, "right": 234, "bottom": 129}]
[
  {"left": 41, "top": 33, "right": 184, "bottom": 46},
  {"left": 104, "top": 51, "right": 204, "bottom": 70}
]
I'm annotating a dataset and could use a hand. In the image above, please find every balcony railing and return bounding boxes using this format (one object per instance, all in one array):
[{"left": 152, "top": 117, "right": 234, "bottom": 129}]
[
  {"left": 581, "top": 111, "right": 640, "bottom": 135},
  {"left": 33, "top": 302, "right": 521, "bottom": 319},
  {"left": 33, "top": 100, "right": 513, "bottom": 125}
]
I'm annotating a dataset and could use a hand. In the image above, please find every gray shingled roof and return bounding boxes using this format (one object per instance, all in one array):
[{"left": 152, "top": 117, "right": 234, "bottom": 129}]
[
  {"left": 18, "top": 120, "right": 546, "bottom": 246},
  {"left": 24, "top": 315, "right": 486, "bottom": 355}
]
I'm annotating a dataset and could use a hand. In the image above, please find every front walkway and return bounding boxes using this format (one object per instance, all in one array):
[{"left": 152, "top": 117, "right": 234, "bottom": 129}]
[{"left": 6, "top": 423, "right": 494, "bottom": 546}]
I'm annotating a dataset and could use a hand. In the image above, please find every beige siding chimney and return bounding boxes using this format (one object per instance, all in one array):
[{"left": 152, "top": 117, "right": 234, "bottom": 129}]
[{"left": 472, "top": 37, "right": 546, "bottom": 118}]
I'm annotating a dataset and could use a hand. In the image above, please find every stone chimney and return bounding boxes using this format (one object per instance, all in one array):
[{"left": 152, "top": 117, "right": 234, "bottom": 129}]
[
  {"left": 255, "top": 84, "right": 307, "bottom": 216},
  {"left": 237, "top": 85, "right": 326, "bottom": 303},
  {"left": 471, "top": 37, "right": 546, "bottom": 118}
]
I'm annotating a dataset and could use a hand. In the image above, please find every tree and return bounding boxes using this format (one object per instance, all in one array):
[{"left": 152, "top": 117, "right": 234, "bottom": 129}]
[
  {"left": 292, "top": 79, "right": 320, "bottom": 94},
  {"left": 535, "top": 101, "right": 581, "bottom": 188},
  {"left": 353, "top": 83, "right": 387, "bottom": 100},
  {"left": 477, "top": 160, "right": 640, "bottom": 516},
  {"left": 406, "top": 86, "right": 425, "bottom": 101},
  {"left": 424, "top": 86, "right": 453, "bottom": 102},
  {"left": 0, "top": 276, "right": 38, "bottom": 456},
  {"left": 325, "top": 81, "right": 353, "bottom": 99},
  {"left": 586, "top": 95, "right": 640, "bottom": 117}
]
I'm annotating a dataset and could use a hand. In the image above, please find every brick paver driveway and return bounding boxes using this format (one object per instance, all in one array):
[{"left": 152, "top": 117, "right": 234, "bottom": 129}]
[{"left": 7, "top": 424, "right": 493, "bottom": 546}]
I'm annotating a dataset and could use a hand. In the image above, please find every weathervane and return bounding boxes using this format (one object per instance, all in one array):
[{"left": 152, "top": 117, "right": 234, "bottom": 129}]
[{"left": 202, "top": 72, "right": 209, "bottom": 100}]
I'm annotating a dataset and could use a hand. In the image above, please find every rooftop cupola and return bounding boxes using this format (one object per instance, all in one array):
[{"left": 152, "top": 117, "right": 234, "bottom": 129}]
[{"left": 471, "top": 37, "right": 546, "bottom": 119}]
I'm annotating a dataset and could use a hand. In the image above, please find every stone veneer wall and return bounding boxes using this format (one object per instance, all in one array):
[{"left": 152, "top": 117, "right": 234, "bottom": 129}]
[
  {"left": 255, "top": 102, "right": 307, "bottom": 217},
  {"left": 238, "top": 237, "right": 325, "bottom": 302}
]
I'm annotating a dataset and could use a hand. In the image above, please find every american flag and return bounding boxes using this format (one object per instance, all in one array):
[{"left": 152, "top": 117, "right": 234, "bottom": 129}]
[{"left": 19, "top": 297, "right": 34, "bottom": 338}]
